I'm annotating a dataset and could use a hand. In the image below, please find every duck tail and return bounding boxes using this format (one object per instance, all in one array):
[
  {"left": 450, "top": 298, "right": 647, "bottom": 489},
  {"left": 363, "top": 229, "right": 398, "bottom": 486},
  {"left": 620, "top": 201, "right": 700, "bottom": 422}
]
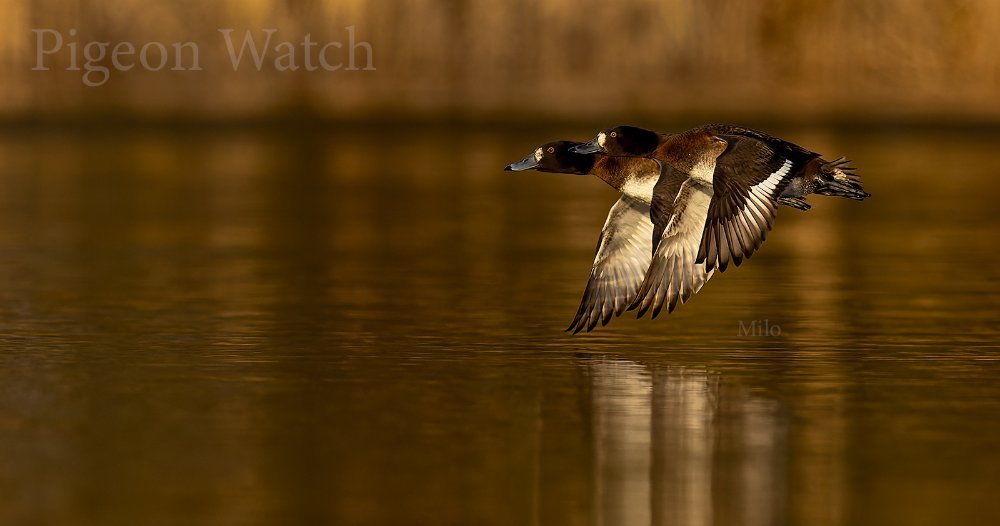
[{"left": 814, "top": 157, "right": 870, "bottom": 201}]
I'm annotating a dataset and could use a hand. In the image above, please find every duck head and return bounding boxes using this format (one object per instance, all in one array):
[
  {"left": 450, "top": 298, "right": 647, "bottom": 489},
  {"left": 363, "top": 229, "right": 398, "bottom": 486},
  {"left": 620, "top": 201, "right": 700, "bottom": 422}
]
[
  {"left": 504, "top": 141, "right": 596, "bottom": 174},
  {"left": 571, "top": 125, "right": 660, "bottom": 156}
]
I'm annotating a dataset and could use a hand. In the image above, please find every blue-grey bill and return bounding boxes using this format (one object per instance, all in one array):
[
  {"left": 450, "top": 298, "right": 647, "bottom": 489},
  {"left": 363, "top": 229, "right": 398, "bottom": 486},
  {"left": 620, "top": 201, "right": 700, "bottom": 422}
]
[
  {"left": 570, "top": 138, "right": 602, "bottom": 154},
  {"left": 505, "top": 155, "right": 539, "bottom": 171}
]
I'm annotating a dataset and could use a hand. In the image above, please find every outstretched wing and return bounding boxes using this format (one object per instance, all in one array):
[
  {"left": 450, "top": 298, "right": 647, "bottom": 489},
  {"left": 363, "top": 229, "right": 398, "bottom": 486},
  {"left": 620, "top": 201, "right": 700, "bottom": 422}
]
[
  {"left": 567, "top": 195, "right": 654, "bottom": 333},
  {"left": 629, "top": 167, "right": 717, "bottom": 319},
  {"left": 697, "top": 133, "right": 817, "bottom": 272}
]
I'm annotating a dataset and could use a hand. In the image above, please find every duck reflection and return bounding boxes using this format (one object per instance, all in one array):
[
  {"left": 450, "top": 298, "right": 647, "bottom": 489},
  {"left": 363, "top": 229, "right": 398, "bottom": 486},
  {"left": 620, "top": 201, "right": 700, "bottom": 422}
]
[{"left": 582, "top": 356, "right": 787, "bottom": 526}]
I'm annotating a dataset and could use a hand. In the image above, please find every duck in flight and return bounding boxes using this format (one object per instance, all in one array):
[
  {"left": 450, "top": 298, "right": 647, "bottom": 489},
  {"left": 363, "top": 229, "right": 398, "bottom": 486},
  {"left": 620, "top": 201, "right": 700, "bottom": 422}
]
[
  {"left": 505, "top": 125, "right": 869, "bottom": 333},
  {"left": 506, "top": 141, "right": 670, "bottom": 333}
]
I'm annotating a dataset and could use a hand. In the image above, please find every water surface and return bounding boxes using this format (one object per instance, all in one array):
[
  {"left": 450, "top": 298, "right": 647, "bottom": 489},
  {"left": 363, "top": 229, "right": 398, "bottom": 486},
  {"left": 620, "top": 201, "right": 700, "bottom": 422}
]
[{"left": 0, "top": 126, "right": 997, "bottom": 525}]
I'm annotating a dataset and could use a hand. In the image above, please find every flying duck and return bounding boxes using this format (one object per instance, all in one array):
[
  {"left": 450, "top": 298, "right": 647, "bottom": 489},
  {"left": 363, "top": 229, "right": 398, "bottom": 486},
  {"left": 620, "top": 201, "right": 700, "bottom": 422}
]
[
  {"left": 506, "top": 126, "right": 869, "bottom": 332},
  {"left": 505, "top": 141, "right": 683, "bottom": 333}
]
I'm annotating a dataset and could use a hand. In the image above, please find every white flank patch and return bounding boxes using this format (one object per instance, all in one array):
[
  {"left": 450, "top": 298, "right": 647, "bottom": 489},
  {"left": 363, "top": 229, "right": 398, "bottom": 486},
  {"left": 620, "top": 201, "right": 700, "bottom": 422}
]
[
  {"left": 679, "top": 183, "right": 713, "bottom": 236},
  {"left": 689, "top": 159, "right": 717, "bottom": 184},
  {"left": 621, "top": 175, "right": 658, "bottom": 203}
]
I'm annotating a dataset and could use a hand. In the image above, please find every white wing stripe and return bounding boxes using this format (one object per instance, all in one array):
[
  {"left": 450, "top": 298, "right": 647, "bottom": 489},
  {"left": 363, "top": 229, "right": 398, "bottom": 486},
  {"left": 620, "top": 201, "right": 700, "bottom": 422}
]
[
  {"left": 752, "top": 159, "right": 792, "bottom": 193},
  {"left": 739, "top": 159, "right": 792, "bottom": 228}
]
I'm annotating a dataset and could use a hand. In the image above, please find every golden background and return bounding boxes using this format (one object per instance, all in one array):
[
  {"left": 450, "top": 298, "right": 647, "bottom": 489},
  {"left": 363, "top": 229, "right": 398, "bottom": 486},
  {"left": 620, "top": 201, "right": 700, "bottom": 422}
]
[{"left": 2, "top": 0, "right": 998, "bottom": 124}]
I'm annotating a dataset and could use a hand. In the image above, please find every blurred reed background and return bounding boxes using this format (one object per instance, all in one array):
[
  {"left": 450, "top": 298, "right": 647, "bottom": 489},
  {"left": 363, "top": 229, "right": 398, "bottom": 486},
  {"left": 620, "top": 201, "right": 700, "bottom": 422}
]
[{"left": 1, "top": 0, "right": 998, "bottom": 125}]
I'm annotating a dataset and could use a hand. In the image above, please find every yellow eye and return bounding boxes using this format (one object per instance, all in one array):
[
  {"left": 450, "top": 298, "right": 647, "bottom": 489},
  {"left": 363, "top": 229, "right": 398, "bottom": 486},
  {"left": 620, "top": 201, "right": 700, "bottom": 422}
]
[
  {"left": 609, "top": 131, "right": 617, "bottom": 138},
  {"left": 546, "top": 147, "right": 555, "bottom": 153}
]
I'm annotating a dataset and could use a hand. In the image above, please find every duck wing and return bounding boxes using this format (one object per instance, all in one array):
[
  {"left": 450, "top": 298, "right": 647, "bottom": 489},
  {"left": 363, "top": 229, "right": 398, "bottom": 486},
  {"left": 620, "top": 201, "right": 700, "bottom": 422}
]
[
  {"left": 629, "top": 164, "right": 717, "bottom": 319},
  {"left": 567, "top": 195, "right": 654, "bottom": 333},
  {"left": 697, "top": 133, "right": 817, "bottom": 272},
  {"left": 702, "top": 125, "right": 820, "bottom": 163}
]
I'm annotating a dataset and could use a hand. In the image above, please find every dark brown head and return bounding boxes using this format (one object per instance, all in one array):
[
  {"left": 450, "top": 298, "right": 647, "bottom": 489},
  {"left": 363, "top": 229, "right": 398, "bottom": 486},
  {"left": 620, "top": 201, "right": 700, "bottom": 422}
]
[
  {"left": 504, "top": 141, "right": 597, "bottom": 175},
  {"left": 571, "top": 125, "right": 661, "bottom": 156}
]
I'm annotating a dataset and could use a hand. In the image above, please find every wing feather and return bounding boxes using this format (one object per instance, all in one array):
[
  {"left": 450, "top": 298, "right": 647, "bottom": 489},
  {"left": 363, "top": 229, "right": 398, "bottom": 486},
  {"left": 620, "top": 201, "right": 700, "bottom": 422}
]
[
  {"left": 698, "top": 133, "right": 817, "bottom": 271},
  {"left": 567, "top": 195, "right": 655, "bottom": 333},
  {"left": 629, "top": 178, "right": 716, "bottom": 319}
]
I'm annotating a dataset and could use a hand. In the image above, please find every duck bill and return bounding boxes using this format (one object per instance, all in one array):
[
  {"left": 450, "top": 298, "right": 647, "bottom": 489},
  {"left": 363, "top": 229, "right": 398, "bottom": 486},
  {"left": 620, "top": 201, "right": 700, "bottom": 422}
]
[
  {"left": 570, "top": 136, "right": 604, "bottom": 154},
  {"left": 504, "top": 154, "right": 539, "bottom": 171}
]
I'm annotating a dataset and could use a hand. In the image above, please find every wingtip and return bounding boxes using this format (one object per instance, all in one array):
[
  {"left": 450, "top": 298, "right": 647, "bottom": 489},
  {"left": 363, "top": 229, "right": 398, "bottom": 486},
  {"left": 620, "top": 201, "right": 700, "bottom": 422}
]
[{"left": 566, "top": 316, "right": 586, "bottom": 334}]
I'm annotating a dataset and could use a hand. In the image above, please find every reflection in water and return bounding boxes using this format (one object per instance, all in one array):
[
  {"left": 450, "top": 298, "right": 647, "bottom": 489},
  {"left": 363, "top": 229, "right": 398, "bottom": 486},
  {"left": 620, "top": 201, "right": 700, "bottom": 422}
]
[
  {"left": 589, "top": 359, "right": 652, "bottom": 526},
  {"left": 650, "top": 367, "right": 717, "bottom": 526},
  {"left": 583, "top": 357, "right": 787, "bottom": 526}
]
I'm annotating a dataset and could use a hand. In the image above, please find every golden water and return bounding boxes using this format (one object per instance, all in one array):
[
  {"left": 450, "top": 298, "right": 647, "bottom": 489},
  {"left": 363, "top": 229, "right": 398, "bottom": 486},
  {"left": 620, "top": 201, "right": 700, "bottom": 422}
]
[{"left": 0, "top": 126, "right": 997, "bottom": 525}]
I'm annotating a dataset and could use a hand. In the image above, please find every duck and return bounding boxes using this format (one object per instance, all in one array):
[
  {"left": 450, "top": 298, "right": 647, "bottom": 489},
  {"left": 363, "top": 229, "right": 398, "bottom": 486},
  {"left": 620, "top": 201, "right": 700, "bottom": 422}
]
[
  {"left": 505, "top": 125, "right": 870, "bottom": 332},
  {"left": 506, "top": 141, "right": 685, "bottom": 333},
  {"left": 570, "top": 124, "right": 869, "bottom": 319}
]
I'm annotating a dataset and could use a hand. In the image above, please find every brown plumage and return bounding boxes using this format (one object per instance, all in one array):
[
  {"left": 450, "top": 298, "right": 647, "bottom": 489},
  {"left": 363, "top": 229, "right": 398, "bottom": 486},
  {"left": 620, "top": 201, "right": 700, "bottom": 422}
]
[
  {"left": 506, "top": 125, "right": 870, "bottom": 331},
  {"left": 572, "top": 124, "right": 870, "bottom": 321}
]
